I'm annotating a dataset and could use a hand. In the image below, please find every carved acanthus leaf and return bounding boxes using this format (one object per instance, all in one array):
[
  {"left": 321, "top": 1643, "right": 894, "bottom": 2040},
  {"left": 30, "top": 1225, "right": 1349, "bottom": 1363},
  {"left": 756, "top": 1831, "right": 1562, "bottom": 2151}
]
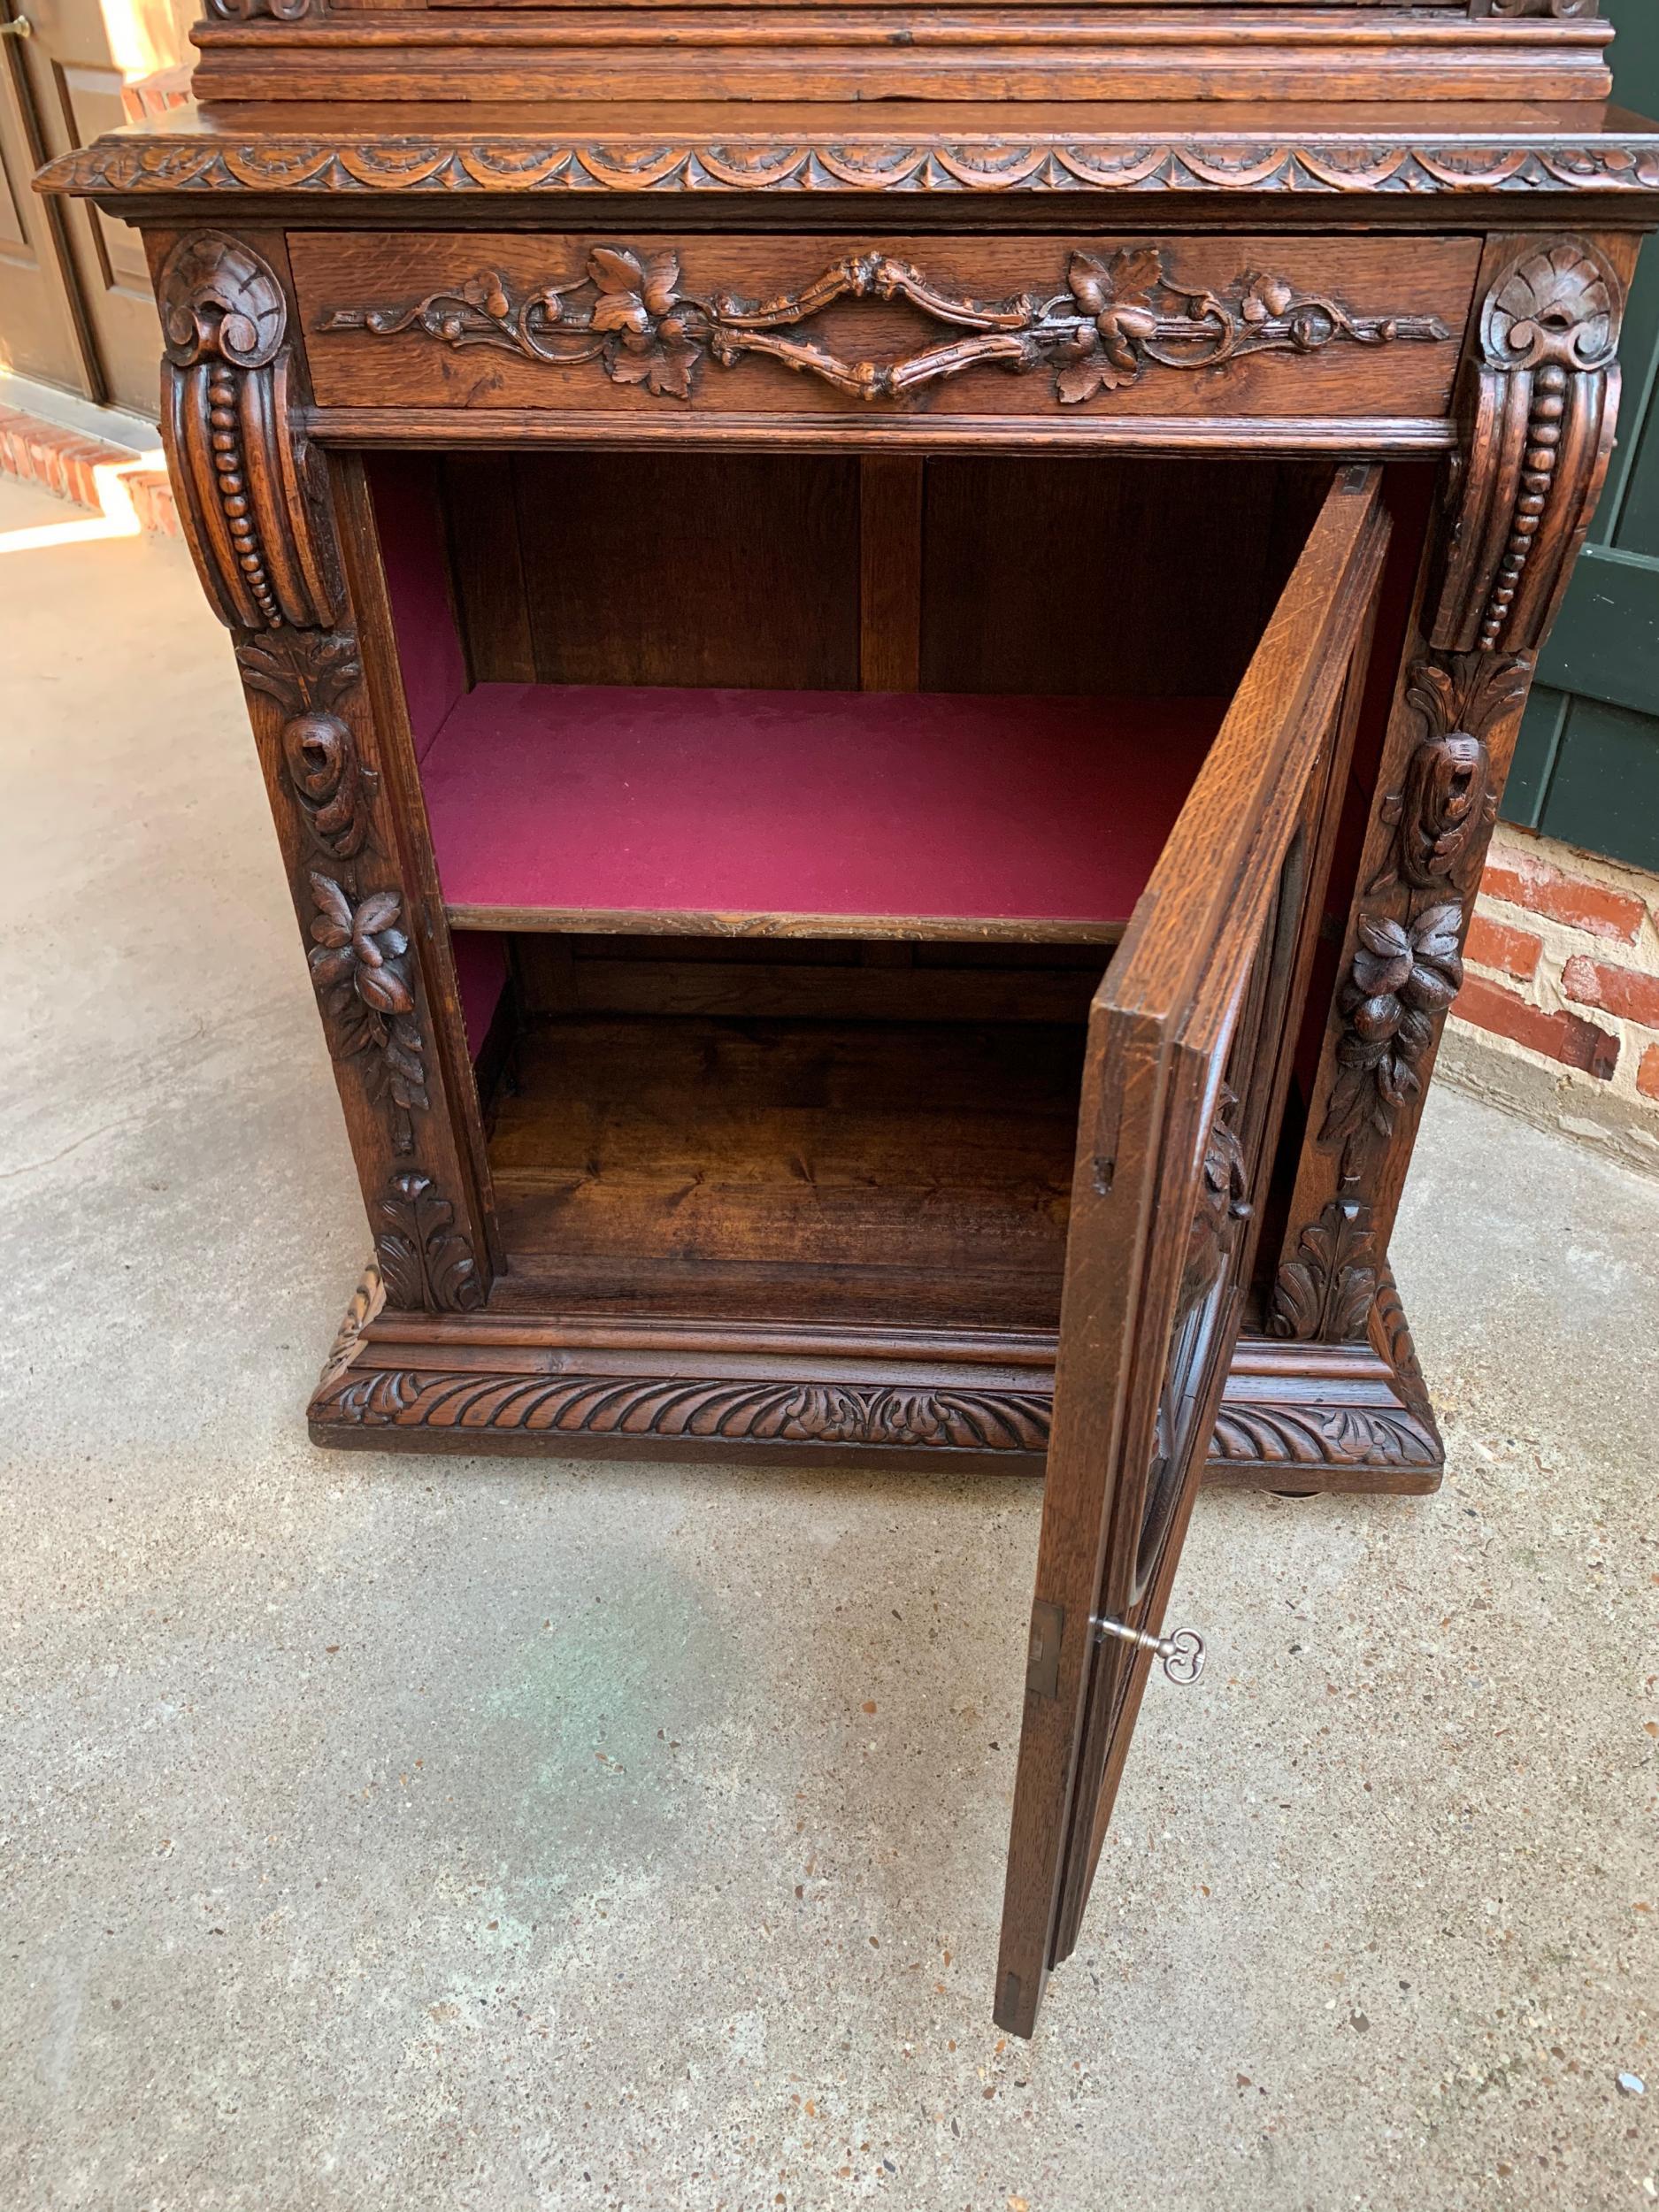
[
  {"left": 1270, "top": 1194, "right": 1378, "bottom": 1344},
  {"left": 374, "top": 1173, "right": 484, "bottom": 1314},
  {"left": 313, "top": 1367, "right": 1052, "bottom": 1450},
  {"left": 319, "top": 245, "right": 1448, "bottom": 409},
  {"left": 317, "top": 1259, "right": 385, "bottom": 1390},
  {"left": 1179, "top": 1084, "right": 1252, "bottom": 1324},
  {"left": 1209, "top": 1402, "right": 1440, "bottom": 1471}
]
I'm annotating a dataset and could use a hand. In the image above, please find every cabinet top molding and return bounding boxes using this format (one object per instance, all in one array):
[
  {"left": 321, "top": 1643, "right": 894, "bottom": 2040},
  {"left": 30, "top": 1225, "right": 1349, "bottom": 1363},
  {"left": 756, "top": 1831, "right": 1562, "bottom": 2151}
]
[{"left": 35, "top": 116, "right": 1659, "bottom": 203}]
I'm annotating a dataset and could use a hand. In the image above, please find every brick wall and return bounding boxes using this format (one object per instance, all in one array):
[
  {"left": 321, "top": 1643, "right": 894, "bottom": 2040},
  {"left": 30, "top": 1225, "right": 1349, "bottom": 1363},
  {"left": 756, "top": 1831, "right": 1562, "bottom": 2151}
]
[
  {"left": 1445, "top": 823, "right": 1659, "bottom": 1172},
  {"left": 0, "top": 407, "right": 176, "bottom": 537}
]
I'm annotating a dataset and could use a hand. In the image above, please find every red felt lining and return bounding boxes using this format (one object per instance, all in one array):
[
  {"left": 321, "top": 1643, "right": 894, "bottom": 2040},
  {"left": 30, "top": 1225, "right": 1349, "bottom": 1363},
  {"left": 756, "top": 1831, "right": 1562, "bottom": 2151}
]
[
  {"left": 420, "top": 684, "right": 1219, "bottom": 931},
  {"left": 367, "top": 455, "right": 468, "bottom": 764}
]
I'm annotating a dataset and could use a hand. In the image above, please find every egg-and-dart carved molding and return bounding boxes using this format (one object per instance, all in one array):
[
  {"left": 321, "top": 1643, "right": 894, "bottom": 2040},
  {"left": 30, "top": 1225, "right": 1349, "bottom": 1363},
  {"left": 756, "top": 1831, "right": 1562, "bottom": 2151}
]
[
  {"left": 318, "top": 245, "right": 1448, "bottom": 407},
  {"left": 39, "top": 134, "right": 1659, "bottom": 200},
  {"left": 157, "top": 232, "right": 334, "bottom": 631}
]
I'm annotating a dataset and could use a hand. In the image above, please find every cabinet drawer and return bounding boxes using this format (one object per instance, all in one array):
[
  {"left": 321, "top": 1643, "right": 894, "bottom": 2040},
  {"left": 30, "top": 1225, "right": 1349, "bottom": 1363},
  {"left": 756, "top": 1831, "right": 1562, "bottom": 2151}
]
[{"left": 291, "top": 232, "right": 1479, "bottom": 428}]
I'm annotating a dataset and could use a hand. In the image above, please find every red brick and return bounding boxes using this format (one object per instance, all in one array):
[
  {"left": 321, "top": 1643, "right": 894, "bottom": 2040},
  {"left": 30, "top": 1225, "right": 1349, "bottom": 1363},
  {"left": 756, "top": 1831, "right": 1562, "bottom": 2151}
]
[
  {"left": 0, "top": 406, "right": 176, "bottom": 539},
  {"left": 1563, "top": 954, "right": 1659, "bottom": 1030},
  {"left": 1479, "top": 855, "right": 1644, "bottom": 944},
  {"left": 1455, "top": 973, "right": 1619, "bottom": 1079},
  {"left": 1640, "top": 1044, "right": 1659, "bottom": 1103},
  {"left": 1464, "top": 912, "right": 1541, "bottom": 980}
]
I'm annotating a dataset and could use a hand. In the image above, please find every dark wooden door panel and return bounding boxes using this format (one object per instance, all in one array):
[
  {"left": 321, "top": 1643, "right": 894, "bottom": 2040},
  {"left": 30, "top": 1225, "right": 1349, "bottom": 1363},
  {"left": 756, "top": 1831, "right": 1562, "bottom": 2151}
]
[{"left": 994, "top": 464, "right": 1392, "bottom": 2039}]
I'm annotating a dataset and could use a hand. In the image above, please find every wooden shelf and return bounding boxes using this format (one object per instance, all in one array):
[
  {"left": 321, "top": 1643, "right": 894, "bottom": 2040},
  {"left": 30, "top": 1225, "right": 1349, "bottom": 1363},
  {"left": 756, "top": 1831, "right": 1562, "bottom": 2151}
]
[
  {"left": 491, "top": 1011, "right": 1086, "bottom": 1332},
  {"left": 420, "top": 682, "right": 1219, "bottom": 941}
]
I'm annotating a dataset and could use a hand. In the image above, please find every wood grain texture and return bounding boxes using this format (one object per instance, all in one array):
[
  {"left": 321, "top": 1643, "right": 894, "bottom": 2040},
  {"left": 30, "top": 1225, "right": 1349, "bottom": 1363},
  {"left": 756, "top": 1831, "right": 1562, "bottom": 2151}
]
[
  {"left": 307, "top": 1291, "right": 1441, "bottom": 1492},
  {"left": 42, "top": 107, "right": 1659, "bottom": 201},
  {"left": 292, "top": 231, "right": 1473, "bottom": 423},
  {"left": 859, "top": 456, "right": 922, "bottom": 689},
  {"left": 994, "top": 465, "right": 1391, "bottom": 2039},
  {"left": 488, "top": 1011, "right": 1085, "bottom": 1310},
  {"left": 173, "top": 16, "right": 1616, "bottom": 107},
  {"left": 156, "top": 231, "right": 335, "bottom": 631},
  {"left": 1274, "top": 230, "right": 1637, "bottom": 1365}
]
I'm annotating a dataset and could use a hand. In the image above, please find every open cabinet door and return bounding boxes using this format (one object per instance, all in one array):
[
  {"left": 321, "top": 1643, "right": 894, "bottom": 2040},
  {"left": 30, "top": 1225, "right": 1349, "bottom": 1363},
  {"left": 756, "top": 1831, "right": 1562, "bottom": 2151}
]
[{"left": 995, "top": 465, "right": 1393, "bottom": 2039}]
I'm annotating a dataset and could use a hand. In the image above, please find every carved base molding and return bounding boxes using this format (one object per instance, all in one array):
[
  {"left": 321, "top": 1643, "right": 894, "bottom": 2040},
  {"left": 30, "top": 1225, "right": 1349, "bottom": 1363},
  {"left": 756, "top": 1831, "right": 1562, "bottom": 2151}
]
[{"left": 308, "top": 1285, "right": 1441, "bottom": 1494}]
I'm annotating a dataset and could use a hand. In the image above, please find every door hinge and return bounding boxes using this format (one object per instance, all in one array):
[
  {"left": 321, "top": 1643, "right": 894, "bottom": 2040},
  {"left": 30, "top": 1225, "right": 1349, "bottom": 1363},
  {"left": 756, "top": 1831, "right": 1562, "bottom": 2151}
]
[
  {"left": 1025, "top": 1599, "right": 1064, "bottom": 1701},
  {"left": 1092, "top": 1614, "right": 1206, "bottom": 1685}
]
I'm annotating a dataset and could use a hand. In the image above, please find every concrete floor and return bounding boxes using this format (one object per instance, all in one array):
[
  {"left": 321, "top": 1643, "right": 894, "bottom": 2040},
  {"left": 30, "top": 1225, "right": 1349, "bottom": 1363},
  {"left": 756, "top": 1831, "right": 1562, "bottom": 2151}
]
[{"left": 2, "top": 472, "right": 1656, "bottom": 2212}]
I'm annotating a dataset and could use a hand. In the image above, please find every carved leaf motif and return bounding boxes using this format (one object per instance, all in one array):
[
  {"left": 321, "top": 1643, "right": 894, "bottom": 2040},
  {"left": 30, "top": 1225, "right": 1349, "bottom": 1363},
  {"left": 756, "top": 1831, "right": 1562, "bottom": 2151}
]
[
  {"left": 1240, "top": 273, "right": 1296, "bottom": 326},
  {"left": 461, "top": 269, "right": 513, "bottom": 319},
  {"left": 1325, "top": 901, "right": 1465, "bottom": 1142},
  {"left": 1209, "top": 1404, "right": 1438, "bottom": 1470},
  {"left": 306, "top": 873, "right": 427, "bottom": 1144},
  {"left": 374, "top": 1172, "right": 483, "bottom": 1314},
  {"left": 1270, "top": 1197, "right": 1377, "bottom": 1343},
  {"left": 1178, "top": 1085, "right": 1251, "bottom": 1325},
  {"left": 316, "top": 1363, "right": 1049, "bottom": 1449},
  {"left": 321, "top": 244, "right": 1447, "bottom": 414}
]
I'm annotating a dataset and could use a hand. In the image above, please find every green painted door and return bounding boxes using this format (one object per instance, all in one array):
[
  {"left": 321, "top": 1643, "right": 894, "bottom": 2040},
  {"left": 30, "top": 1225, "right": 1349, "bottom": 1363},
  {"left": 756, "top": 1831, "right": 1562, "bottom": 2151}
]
[{"left": 1505, "top": 0, "right": 1659, "bottom": 873}]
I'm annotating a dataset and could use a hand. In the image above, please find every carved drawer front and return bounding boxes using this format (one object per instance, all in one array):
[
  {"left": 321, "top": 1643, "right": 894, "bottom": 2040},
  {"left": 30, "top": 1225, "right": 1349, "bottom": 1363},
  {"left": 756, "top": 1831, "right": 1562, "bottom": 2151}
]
[{"left": 289, "top": 232, "right": 1479, "bottom": 426}]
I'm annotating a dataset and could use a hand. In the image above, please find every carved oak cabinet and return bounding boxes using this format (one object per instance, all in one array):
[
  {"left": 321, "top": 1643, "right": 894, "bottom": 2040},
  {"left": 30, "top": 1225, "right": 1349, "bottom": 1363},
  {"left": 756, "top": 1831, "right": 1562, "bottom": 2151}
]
[{"left": 37, "top": 0, "right": 1658, "bottom": 2037}]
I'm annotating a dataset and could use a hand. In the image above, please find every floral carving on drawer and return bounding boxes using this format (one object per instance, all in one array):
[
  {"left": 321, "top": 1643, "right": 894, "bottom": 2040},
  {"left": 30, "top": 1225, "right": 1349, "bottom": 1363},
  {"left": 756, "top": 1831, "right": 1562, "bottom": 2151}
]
[{"left": 316, "top": 244, "right": 1449, "bottom": 406}]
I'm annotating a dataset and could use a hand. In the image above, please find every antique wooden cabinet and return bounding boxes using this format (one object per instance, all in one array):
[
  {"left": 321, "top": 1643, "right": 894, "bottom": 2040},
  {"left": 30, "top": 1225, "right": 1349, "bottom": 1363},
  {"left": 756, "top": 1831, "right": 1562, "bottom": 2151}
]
[{"left": 37, "top": 0, "right": 1659, "bottom": 2037}]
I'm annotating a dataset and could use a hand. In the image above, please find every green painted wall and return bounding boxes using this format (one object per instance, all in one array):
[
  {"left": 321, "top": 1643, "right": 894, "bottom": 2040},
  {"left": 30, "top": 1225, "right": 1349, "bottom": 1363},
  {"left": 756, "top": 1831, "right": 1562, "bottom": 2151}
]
[{"left": 1503, "top": 0, "right": 1659, "bottom": 873}]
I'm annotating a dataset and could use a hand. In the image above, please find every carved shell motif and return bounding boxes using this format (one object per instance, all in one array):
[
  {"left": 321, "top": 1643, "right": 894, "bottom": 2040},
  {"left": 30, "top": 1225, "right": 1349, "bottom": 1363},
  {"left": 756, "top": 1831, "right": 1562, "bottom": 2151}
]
[
  {"left": 1480, "top": 241, "right": 1620, "bottom": 374},
  {"left": 158, "top": 232, "right": 288, "bottom": 368}
]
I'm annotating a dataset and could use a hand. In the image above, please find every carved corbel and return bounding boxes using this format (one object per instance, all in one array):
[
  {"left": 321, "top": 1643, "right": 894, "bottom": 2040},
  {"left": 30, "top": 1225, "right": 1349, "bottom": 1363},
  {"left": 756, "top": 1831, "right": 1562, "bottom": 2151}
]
[
  {"left": 1264, "top": 236, "right": 1623, "bottom": 1409},
  {"left": 1432, "top": 238, "right": 1621, "bottom": 656},
  {"left": 158, "top": 232, "right": 335, "bottom": 630}
]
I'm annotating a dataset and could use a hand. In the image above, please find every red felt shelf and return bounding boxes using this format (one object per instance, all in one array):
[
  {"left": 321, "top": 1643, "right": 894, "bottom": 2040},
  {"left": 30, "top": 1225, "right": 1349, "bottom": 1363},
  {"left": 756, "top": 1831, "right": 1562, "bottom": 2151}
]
[{"left": 420, "top": 683, "right": 1220, "bottom": 939}]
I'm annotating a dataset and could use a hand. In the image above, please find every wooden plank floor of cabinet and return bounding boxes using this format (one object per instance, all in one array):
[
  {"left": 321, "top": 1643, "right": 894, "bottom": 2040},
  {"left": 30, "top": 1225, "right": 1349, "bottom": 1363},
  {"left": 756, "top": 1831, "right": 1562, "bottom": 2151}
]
[{"left": 995, "top": 467, "right": 1391, "bottom": 2038}]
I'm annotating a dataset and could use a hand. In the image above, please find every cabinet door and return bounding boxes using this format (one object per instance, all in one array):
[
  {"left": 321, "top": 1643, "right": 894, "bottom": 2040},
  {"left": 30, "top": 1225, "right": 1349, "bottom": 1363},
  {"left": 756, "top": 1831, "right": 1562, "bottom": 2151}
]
[{"left": 995, "top": 465, "right": 1392, "bottom": 2039}]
